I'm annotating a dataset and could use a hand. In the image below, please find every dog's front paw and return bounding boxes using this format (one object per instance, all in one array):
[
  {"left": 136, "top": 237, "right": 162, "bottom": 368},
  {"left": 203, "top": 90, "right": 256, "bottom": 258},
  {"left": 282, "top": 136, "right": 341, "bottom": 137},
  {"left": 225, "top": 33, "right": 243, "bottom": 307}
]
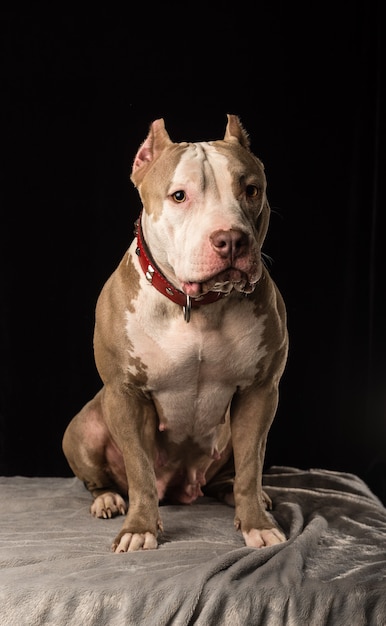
[
  {"left": 243, "top": 526, "right": 286, "bottom": 548},
  {"left": 91, "top": 492, "right": 127, "bottom": 519},
  {"left": 112, "top": 531, "right": 158, "bottom": 553}
]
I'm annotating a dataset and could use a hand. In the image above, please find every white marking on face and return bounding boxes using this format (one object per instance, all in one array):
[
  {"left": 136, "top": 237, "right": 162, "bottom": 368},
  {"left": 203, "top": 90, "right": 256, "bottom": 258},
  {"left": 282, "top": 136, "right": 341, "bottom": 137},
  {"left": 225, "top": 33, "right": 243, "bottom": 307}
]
[
  {"left": 141, "top": 142, "right": 262, "bottom": 293},
  {"left": 167, "top": 147, "right": 245, "bottom": 273}
]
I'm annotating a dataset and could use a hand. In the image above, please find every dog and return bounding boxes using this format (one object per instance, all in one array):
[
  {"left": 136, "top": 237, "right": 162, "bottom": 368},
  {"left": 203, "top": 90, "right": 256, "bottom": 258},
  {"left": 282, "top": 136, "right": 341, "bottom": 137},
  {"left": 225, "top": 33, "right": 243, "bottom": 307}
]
[{"left": 62, "top": 114, "right": 288, "bottom": 553}]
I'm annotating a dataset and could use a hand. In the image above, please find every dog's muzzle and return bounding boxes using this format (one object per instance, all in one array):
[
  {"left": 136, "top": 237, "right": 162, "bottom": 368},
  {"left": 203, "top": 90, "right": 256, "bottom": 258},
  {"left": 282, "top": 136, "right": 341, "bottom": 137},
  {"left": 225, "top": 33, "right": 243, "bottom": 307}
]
[{"left": 134, "top": 215, "right": 228, "bottom": 322}]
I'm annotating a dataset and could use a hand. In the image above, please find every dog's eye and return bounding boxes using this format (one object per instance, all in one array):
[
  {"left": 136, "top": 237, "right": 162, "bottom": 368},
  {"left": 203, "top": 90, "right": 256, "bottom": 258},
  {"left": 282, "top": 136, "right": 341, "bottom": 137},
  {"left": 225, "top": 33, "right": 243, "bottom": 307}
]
[
  {"left": 246, "top": 184, "right": 259, "bottom": 198},
  {"left": 172, "top": 190, "right": 186, "bottom": 203}
]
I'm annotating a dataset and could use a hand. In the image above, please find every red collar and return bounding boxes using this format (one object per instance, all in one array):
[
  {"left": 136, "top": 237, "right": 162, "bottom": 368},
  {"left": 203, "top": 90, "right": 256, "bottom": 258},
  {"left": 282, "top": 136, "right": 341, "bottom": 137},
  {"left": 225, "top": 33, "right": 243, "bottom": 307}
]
[{"left": 134, "top": 215, "right": 226, "bottom": 321}]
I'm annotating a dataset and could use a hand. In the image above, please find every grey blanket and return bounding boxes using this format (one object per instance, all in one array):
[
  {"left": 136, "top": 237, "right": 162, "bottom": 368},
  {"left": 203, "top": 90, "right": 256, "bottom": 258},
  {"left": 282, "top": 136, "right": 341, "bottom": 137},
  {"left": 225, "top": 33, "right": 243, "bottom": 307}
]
[{"left": 1, "top": 466, "right": 386, "bottom": 625}]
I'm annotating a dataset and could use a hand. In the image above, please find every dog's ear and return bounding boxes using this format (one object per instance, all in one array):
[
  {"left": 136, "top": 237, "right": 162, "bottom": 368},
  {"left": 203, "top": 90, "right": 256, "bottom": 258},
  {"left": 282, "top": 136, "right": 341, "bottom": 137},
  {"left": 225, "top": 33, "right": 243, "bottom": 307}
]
[
  {"left": 224, "top": 114, "right": 250, "bottom": 149},
  {"left": 131, "top": 119, "right": 173, "bottom": 187}
]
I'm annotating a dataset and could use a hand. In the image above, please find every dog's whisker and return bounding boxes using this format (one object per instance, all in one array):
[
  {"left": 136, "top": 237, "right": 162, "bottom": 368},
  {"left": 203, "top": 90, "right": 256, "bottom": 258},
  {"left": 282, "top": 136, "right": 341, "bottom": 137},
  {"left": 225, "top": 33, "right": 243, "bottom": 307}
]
[{"left": 262, "top": 252, "right": 274, "bottom": 267}]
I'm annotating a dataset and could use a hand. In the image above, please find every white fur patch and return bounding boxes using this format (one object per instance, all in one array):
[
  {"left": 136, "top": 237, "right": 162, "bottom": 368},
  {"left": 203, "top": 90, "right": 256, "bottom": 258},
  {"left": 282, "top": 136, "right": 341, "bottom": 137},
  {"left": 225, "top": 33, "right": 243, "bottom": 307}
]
[{"left": 124, "top": 290, "right": 268, "bottom": 445}]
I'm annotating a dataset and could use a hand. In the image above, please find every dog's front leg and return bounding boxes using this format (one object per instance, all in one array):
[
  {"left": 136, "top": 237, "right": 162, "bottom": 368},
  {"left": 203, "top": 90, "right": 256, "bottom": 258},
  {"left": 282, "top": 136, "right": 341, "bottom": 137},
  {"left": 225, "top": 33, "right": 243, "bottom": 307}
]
[
  {"left": 231, "top": 385, "right": 286, "bottom": 548},
  {"left": 102, "top": 387, "right": 161, "bottom": 552}
]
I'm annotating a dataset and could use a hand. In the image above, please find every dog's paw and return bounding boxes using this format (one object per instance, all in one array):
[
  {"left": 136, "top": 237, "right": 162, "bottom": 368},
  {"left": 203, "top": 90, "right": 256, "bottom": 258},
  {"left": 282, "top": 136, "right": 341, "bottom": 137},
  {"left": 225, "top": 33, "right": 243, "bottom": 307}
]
[
  {"left": 91, "top": 492, "right": 127, "bottom": 519},
  {"left": 243, "top": 527, "right": 286, "bottom": 548},
  {"left": 112, "top": 531, "right": 158, "bottom": 553}
]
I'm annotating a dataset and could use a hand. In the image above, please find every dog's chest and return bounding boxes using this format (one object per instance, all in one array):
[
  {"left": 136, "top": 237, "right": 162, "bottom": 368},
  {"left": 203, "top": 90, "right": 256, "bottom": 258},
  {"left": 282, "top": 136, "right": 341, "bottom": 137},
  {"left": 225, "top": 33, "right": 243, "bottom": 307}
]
[{"left": 124, "top": 300, "right": 267, "bottom": 441}]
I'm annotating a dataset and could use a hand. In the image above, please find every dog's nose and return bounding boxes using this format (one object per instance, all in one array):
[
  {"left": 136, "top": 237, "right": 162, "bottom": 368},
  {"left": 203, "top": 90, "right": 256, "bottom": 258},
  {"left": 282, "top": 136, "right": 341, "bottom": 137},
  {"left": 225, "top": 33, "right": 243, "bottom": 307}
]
[{"left": 210, "top": 229, "right": 249, "bottom": 260}]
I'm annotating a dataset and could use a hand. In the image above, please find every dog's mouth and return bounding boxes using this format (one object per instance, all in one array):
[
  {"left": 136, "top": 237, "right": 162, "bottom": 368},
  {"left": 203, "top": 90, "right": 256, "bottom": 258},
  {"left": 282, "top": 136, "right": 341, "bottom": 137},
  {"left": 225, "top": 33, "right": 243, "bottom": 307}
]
[{"left": 180, "top": 268, "right": 260, "bottom": 298}]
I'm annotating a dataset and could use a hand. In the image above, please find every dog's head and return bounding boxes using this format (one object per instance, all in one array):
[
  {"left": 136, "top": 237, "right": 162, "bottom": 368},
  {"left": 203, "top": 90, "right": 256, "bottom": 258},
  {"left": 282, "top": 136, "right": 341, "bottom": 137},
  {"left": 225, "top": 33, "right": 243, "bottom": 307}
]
[{"left": 131, "top": 115, "right": 271, "bottom": 298}]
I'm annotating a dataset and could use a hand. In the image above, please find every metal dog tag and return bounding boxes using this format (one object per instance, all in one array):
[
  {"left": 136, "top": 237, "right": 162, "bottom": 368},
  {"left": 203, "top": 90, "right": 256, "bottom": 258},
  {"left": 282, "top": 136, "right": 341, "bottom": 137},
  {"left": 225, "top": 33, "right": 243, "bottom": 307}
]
[{"left": 183, "top": 295, "right": 191, "bottom": 323}]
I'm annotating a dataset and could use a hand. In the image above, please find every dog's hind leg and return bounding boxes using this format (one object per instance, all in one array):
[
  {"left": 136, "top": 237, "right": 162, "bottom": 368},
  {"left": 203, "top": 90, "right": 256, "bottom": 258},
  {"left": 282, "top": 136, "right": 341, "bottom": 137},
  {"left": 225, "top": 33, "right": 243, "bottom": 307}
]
[{"left": 62, "top": 389, "right": 128, "bottom": 519}]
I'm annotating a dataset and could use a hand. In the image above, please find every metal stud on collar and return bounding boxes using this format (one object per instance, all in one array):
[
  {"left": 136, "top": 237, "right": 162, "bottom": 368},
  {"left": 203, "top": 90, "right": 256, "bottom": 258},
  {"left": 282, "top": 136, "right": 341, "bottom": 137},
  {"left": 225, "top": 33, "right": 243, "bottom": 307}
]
[
  {"left": 183, "top": 295, "right": 192, "bottom": 323},
  {"left": 145, "top": 264, "right": 155, "bottom": 284}
]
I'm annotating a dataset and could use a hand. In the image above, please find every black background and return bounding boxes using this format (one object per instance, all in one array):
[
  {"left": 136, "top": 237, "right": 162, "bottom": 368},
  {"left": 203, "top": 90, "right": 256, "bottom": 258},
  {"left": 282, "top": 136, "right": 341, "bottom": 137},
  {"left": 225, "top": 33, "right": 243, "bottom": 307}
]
[{"left": 1, "top": 3, "right": 385, "bottom": 502}]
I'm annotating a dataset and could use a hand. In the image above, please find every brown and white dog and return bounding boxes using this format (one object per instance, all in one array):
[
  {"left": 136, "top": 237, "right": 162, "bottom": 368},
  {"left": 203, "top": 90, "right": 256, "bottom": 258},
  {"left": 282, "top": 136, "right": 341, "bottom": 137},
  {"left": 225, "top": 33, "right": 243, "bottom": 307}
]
[{"left": 62, "top": 115, "right": 288, "bottom": 552}]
